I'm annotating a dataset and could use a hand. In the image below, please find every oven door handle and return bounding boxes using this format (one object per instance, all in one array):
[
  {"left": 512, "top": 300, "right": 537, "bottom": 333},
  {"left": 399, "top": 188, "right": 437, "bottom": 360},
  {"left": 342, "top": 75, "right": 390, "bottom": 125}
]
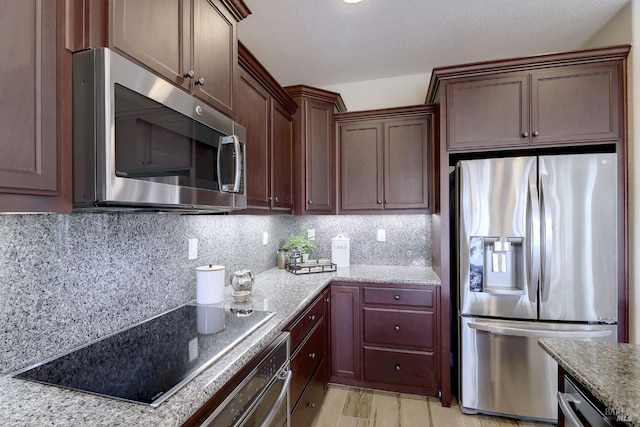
[{"left": 260, "top": 369, "right": 292, "bottom": 427}]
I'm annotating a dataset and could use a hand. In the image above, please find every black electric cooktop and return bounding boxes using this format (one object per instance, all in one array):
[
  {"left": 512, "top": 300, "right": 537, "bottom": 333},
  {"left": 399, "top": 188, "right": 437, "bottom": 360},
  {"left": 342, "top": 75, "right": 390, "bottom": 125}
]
[{"left": 14, "top": 305, "right": 275, "bottom": 407}]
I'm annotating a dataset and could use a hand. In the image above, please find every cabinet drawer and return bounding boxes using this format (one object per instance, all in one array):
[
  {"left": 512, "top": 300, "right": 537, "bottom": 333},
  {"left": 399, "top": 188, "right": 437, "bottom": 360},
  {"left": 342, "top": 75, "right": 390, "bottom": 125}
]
[
  {"left": 290, "top": 321, "right": 325, "bottom": 409},
  {"left": 291, "top": 362, "right": 325, "bottom": 426},
  {"left": 363, "top": 307, "right": 434, "bottom": 348},
  {"left": 363, "top": 287, "right": 434, "bottom": 307},
  {"left": 363, "top": 346, "right": 436, "bottom": 389},
  {"left": 287, "top": 294, "right": 324, "bottom": 351}
]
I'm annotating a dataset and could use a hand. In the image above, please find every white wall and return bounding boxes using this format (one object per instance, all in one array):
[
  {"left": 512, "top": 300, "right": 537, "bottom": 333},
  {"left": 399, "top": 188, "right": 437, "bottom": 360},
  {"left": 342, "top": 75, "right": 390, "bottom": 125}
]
[
  {"left": 582, "top": 1, "right": 637, "bottom": 343},
  {"left": 321, "top": 72, "right": 431, "bottom": 111}
]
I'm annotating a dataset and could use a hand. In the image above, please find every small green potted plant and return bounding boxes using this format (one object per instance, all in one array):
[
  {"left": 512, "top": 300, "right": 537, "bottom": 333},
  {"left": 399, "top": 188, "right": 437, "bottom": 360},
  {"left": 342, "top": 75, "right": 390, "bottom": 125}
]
[{"left": 282, "top": 233, "right": 316, "bottom": 262}]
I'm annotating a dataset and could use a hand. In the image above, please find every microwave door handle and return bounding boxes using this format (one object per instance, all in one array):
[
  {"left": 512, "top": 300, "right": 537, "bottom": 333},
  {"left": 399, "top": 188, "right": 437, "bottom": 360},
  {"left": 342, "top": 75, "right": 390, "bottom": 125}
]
[
  {"left": 260, "top": 369, "right": 292, "bottom": 427},
  {"left": 217, "top": 135, "right": 241, "bottom": 193},
  {"left": 527, "top": 176, "right": 541, "bottom": 303},
  {"left": 539, "top": 174, "right": 553, "bottom": 303}
]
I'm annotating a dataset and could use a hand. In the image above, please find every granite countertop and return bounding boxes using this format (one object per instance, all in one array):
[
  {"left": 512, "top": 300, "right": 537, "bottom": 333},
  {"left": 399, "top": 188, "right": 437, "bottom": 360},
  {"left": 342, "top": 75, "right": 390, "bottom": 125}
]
[
  {"left": 539, "top": 338, "right": 640, "bottom": 426},
  {"left": 0, "top": 265, "right": 439, "bottom": 426}
]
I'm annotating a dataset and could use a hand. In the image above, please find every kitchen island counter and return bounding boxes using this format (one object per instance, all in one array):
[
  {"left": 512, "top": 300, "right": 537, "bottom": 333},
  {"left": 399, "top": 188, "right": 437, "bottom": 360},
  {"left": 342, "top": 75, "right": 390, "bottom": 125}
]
[
  {"left": 539, "top": 338, "right": 640, "bottom": 426},
  {"left": 0, "top": 265, "right": 439, "bottom": 426}
]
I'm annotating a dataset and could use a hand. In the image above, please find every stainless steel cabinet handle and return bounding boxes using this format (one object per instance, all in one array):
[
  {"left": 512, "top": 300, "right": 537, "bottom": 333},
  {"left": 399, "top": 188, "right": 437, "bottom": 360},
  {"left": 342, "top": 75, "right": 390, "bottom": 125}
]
[
  {"left": 533, "top": 130, "right": 540, "bottom": 136},
  {"left": 395, "top": 364, "right": 401, "bottom": 371},
  {"left": 394, "top": 295, "right": 400, "bottom": 301},
  {"left": 523, "top": 131, "right": 529, "bottom": 137},
  {"left": 394, "top": 325, "right": 400, "bottom": 331},
  {"left": 184, "top": 70, "right": 194, "bottom": 79},
  {"left": 196, "top": 77, "right": 205, "bottom": 86},
  {"left": 557, "top": 391, "right": 585, "bottom": 427}
]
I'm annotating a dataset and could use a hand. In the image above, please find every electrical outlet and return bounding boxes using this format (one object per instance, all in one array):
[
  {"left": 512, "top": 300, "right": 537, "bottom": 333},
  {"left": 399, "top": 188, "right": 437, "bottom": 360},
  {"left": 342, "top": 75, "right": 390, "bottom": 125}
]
[
  {"left": 377, "top": 229, "right": 386, "bottom": 242},
  {"left": 307, "top": 229, "right": 315, "bottom": 240},
  {"left": 188, "top": 238, "right": 198, "bottom": 260},
  {"left": 262, "top": 231, "right": 269, "bottom": 246}
]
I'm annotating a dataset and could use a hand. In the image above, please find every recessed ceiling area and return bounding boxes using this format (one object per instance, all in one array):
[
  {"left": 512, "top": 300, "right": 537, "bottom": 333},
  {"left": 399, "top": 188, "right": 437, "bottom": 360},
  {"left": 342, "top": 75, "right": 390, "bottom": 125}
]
[{"left": 238, "top": 0, "right": 630, "bottom": 88}]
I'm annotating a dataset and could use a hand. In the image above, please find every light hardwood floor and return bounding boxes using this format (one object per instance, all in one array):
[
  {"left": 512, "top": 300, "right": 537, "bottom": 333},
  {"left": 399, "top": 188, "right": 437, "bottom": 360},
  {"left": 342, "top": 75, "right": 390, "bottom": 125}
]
[{"left": 310, "top": 385, "right": 555, "bottom": 427}]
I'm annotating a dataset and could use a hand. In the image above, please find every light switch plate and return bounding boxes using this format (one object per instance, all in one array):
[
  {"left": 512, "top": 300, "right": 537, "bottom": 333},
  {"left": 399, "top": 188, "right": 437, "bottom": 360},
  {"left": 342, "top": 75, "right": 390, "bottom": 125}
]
[
  {"left": 188, "top": 238, "right": 198, "bottom": 260},
  {"left": 377, "top": 229, "right": 386, "bottom": 242},
  {"left": 262, "top": 231, "right": 269, "bottom": 246},
  {"left": 307, "top": 229, "right": 315, "bottom": 240}
]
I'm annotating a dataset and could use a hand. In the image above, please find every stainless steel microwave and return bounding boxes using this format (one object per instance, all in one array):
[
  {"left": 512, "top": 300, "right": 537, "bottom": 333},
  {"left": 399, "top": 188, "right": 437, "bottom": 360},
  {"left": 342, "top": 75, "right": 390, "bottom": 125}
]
[{"left": 72, "top": 48, "right": 246, "bottom": 212}]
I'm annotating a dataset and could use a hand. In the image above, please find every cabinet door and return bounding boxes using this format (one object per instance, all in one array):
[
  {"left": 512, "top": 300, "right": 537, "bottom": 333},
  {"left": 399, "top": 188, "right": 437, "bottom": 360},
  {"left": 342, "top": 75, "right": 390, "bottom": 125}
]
[
  {"left": 271, "top": 100, "right": 293, "bottom": 211},
  {"left": 339, "top": 121, "right": 383, "bottom": 211},
  {"left": 111, "top": 0, "right": 190, "bottom": 91},
  {"left": 330, "top": 285, "right": 361, "bottom": 381},
  {"left": 531, "top": 63, "right": 621, "bottom": 145},
  {"left": 304, "top": 99, "right": 334, "bottom": 213},
  {"left": 384, "top": 117, "right": 430, "bottom": 210},
  {"left": 192, "top": 0, "right": 236, "bottom": 117},
  {"left": 237, "top": 70, "right": 270, "bottom": 208},
  {"left": 0, "top": 0, "right": 70, "bottom": 212},
  {"left": 447, "top": 74, "right": 529, "bottom": 151}
]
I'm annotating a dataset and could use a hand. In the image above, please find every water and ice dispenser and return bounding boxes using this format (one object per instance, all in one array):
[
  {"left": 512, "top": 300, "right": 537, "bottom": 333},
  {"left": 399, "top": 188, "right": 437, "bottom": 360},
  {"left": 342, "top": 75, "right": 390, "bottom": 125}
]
[{"left": 469, "top": 236, "right": 524, "bottom": 293}]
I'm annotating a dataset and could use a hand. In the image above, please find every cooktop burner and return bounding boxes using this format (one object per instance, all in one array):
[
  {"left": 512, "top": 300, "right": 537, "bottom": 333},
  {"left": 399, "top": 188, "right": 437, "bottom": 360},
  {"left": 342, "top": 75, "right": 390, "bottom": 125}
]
[{"left": 14, "top": 305, "right": 275, "bottom": 407}]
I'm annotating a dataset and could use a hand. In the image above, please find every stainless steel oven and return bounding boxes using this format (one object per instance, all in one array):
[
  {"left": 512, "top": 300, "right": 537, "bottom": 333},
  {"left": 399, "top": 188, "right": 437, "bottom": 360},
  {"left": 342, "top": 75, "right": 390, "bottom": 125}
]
[
  {"left": 199, "top": 333, "right": 291, "bottom": 427},
  {"left": 72, "top": 47, "right": 246, "bottom": 213}
]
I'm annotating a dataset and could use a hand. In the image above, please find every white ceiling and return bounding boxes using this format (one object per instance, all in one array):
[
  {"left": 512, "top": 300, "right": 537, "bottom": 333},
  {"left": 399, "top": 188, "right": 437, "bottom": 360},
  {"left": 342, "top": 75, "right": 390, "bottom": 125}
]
[{"left": 238, "top": 0, "right": 630, "bottom": 88}]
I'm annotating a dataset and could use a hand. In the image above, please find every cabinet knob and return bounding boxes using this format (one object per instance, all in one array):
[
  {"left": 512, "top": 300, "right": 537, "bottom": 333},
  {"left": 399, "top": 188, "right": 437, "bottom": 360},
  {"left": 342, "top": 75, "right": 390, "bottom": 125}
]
[
  {"left": 377, "top": 200, "right": 382, "bottom": 204},
  {"left": 533, "top": 130, "right": 540, "bottom": 136},
  {"left": 184, "top": 70, "right": 195, "bottom": 79},
  {"left": 308, "top": 402, "right": 316, "bottom": 408},
  {"left": 395, "top": 364, "right": 401, "bottom": 371},
  {"left": 309, "top": 352, "right": 316, "bottom": 359},
  {"left": 309, "top": 314, "right": 316, "bottom": 321},
  {"left": 308, "top": 200, "right": 313, "bottom": 204},
  {"left": 196, "top": 77, "right": 205, "bottom": 86},
  {"left": 394, "top": 325, "right": 400, "bottom": 331},
  {"left": 394, "top": 295, "right": 400, "bottom": 301},
  {"left": 274, "top": 196, "right": 279, "bottom": 202},
  {"left": 522, "top": 131, "right": 529, "bottom": 137},
  {"left": 385, "top": 200, "right": 389, "bottom": 204},
  {"left": 267, "top": 196, "right": 272, "bottom": 201}
]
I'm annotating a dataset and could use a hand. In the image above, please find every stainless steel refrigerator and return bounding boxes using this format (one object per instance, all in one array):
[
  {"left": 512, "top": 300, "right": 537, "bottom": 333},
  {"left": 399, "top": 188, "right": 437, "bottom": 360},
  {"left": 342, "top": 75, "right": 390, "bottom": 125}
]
[{"left": 456, "top": 153, "right": 618, "bottom": 422}]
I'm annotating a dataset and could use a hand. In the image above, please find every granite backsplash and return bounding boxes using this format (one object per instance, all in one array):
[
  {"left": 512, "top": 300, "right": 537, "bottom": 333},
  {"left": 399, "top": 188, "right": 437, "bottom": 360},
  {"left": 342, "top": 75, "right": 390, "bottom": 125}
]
[{"left": 0, "top": 213, "right": 430, "bottom": 374}]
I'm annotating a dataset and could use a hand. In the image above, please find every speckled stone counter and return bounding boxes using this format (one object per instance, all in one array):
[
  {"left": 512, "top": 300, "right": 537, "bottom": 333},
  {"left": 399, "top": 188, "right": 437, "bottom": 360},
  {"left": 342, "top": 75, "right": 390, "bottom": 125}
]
[
  {"left": 0, "top": 265, "right": 439, "bottom": 426},
  {"left": 539, "top": 338, "right": 640, "bottom": 426}
]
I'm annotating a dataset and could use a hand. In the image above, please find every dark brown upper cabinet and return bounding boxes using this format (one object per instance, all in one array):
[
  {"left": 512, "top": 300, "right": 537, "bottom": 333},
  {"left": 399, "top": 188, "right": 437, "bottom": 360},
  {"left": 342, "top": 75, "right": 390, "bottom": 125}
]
[
  {"left": 429, "top": 46, "right": 629, "bottom": 153},
  {"left": 236, "top": 42, "right": 297, "bottom": 212},
  {"left": 285, "top": 86, "right": 347, "bottom": 215},
  {"left": 0, "top": 0, "right": 73, "bottom": 212},
  {"left": 109, "top": 0, "right": 250, "bottom": 118},
  {"left": 336, "top": 106, "right": 434, "bottom": 214}
]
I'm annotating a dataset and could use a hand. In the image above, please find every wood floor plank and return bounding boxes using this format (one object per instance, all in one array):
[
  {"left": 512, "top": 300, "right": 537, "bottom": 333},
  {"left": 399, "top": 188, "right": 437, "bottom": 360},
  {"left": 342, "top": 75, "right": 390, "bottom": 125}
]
[
  {"left": 369, "top": 392, "right": 400, "bottom": 426},
  {"left": 342, "top": 387, "right": 373, "bottom": 418},
  {"left": 311, "top": 386, "right": 349, "bottom": 427},
  {"left": 398, "top": 393, "right": 431, "bottom": 427}
]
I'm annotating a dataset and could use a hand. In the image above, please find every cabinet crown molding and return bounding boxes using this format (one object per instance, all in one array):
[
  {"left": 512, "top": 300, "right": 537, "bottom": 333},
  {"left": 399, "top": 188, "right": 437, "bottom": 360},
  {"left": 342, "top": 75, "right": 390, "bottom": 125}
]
[
  {"left": 220, "top": 0, "right": 251, "bottom": 21},
  {"left": 335, "top": 104, "right": 435, "bottom": 123},
  {"left": 284, "top": 85, "right": 347, "bottom": 113},
  {"left": 426, "top": 44, "right": 631, "bottom": 104}
]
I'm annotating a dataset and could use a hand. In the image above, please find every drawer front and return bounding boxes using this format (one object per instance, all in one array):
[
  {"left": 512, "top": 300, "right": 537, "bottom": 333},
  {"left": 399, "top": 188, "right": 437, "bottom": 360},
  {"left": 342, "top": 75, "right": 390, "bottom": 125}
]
[
  {"left": 290, "top": 321, "right": 325, "bottom": 409},
  {"left": 363, "top": 346, "right": 436, "bottom": 389},
  {"left": 287, "top": 294, "right": 324, "bottom": 351},
  {"left": 363, "top": 307, "right": 434, "bottom": 348},
  {"left": 291, "top": 362, "right": 325, "bottom": 426},
  {"left": 363, "top": 287, "right": 434, "bottom": 307}
]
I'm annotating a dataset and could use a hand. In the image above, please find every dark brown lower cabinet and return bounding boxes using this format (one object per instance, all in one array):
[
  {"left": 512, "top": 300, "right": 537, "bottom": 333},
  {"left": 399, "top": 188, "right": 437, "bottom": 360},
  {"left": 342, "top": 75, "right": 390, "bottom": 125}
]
[
  {"left": 284, "top": 287, "right": 329, "bottom": 425},
  {"left": 330, "top": 282, "right": 440, "bottom": 397}
]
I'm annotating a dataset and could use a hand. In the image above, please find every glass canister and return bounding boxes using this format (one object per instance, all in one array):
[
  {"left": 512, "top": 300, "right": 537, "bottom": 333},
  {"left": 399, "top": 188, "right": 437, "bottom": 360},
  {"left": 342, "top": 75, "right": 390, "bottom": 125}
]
[
  {"left": 229, "top": 270, "right": 255, "bottom": 292},
  {"left": 276, "top": 249, "right": 288, "bottom": 269}
]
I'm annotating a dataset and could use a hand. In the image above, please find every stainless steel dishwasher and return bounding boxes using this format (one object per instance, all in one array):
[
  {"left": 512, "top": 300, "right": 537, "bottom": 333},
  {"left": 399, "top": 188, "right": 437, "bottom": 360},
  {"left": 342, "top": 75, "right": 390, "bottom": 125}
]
[
  {"left": 199, "top": 332, "right": 291, "bottom": 427},
  {"left": 558, "top": 375, "right": 624, "bottom": 427}
]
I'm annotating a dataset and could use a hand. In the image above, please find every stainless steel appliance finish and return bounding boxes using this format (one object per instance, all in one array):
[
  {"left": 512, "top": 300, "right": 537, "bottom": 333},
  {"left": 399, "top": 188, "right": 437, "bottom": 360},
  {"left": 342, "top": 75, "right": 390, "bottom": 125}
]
[
  {"left": 457, "top": 153, "right": 618, "bottom": 422},
  {"left": 559, "top": 375, "right": 620, "bottom": 426},
  {"left": 199, "top": 332, "right": 291, "bottom": 427},
  {"left": 72, "top": 48, "right": 247, "bottom": 212}
]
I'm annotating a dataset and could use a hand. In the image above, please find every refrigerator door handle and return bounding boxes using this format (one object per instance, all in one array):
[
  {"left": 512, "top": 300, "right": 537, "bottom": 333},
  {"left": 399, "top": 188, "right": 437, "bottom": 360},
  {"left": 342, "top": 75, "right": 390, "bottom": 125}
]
[
  {"left": 540, "top": 174, "right": 553, "bottom": 303},
  {"left": 467, "top": 322, "right": 613, "bottom": 339},
  {"left": 526, "top": 175, "right": 541, "bottom": 303}
]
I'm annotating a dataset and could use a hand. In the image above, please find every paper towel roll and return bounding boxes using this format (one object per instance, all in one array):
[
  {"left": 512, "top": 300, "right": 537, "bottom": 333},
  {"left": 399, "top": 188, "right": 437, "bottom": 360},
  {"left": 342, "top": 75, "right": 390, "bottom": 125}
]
[{"left": 196, "top": 265, "right": 225, "bottom": 304}]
